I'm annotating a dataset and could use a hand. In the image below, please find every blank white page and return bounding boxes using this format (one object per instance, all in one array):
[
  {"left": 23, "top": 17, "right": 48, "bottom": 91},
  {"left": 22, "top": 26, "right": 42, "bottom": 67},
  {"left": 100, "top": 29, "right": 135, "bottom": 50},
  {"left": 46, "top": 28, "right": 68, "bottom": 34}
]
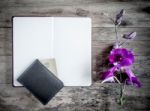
[
  {"left": 53, "top": 18, "right": 91, "bottom": 86},
  {"left": 13, "top": 17, "right": 91, "bottom": 86},
  {"left": 13, "top": 17, "right": 54, "bottom": 86}
]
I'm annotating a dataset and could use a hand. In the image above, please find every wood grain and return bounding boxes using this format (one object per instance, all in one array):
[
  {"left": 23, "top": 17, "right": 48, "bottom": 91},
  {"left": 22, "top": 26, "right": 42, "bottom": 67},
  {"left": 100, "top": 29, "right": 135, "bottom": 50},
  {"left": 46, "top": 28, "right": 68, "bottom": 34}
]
[
  {"left": 93, "top": 27, "right": 150, "bottom": 41},
  {"left": 0, "top": 28, "right": 150, "bottom": 56},
  {"left": 0, "top": 0, "right": 150, "bottom": 110},
  {"left": 1, "top": 0, "right": 149, "bottom": 6},
  {"left": 0, "top": 83, "right": 150, "bottom": 111},
  {"left": 0, "top": 2, "right": 150, "bottom": 27},
  {"left": 0, "top": 55, "right": 149, "bottom": 84},
  {"left": 92, "top": 40, "right": 150, "bottom": 56}
]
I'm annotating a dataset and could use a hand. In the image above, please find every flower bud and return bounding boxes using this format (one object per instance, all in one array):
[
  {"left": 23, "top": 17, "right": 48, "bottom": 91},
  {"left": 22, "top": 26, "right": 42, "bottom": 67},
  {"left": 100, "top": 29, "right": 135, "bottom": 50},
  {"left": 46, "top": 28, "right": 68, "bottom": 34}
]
[
  {"left": 123, "top": 32, "right": 136, "bottom": 39},
  {"left": 115, "top": 9, "right": 125, "bottom": 25}
]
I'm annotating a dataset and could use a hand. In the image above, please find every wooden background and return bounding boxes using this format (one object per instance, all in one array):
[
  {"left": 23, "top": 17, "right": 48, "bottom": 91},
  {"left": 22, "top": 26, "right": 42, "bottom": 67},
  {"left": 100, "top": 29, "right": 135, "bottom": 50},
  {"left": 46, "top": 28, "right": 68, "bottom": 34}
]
[{"left": 0, "top": 0, "right": 150, "bottom": 111}]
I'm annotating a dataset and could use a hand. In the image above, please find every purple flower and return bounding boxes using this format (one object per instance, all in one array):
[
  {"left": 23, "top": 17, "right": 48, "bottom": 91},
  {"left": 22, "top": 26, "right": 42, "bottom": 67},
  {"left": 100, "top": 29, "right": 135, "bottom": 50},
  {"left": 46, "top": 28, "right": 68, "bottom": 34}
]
[
  {"left": 101, "top": 48, "right": 141, "bottom": 87},
  {"left": 123, "top": 32, "right": 136, "bottom": 39},
  {"left": 100, "top": 9, "right": 141, "bottom": 105},
  {"left": 109, "top": 48, "right": 134, "bottom": 66},
  {"left": 101, "top": 67, "right": 117, "bottom": 83},
  {"left": 125, "top": 68, "right": 142, "bottom": 88}
]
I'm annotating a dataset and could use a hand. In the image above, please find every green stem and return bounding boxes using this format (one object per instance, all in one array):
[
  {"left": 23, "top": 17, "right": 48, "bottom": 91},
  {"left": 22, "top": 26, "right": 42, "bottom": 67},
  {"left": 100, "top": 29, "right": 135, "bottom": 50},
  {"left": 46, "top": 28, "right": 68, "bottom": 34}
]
[
  {"left": 119, "top": 79, "right": 126, "bottom": 105},
  {"left": 118, "top": 72, "right": 126, "bottom": 105},
  {"left": 115, "top": 25, "right": 119, "bottom": 46},
  {"left": 120, "top": 39, "right": 129, "bottom": 46},
  {"left": 103, "top": 13, "right": 115, "bottom": 24},
  {"left": 120, "top": 84, "right": 124, "bottom": 105},
  {"left": 114, "top": 76, "right": 121, "bottom": 84}
]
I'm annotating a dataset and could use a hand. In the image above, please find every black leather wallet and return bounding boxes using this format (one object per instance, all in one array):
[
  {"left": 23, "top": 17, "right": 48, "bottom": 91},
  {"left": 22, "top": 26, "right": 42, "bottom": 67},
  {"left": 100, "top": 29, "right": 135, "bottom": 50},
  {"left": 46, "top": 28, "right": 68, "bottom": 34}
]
[{"left": 17, "top": 59, "right": 64, "bottom": 105}]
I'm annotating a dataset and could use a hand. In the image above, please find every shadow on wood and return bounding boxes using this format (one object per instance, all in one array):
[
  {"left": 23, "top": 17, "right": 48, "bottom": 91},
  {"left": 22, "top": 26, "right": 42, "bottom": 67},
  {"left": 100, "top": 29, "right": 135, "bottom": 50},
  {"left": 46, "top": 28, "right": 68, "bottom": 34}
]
[{"left": 93, "top": 44, "right": 113, "bottom": 82}]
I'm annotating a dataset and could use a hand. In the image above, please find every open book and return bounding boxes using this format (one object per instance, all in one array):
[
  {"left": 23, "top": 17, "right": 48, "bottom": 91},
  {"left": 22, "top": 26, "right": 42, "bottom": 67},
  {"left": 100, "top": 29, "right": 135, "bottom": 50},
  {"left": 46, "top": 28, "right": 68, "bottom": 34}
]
[{"left": 13, "top": 17, "right": 91, "bottom": 86}]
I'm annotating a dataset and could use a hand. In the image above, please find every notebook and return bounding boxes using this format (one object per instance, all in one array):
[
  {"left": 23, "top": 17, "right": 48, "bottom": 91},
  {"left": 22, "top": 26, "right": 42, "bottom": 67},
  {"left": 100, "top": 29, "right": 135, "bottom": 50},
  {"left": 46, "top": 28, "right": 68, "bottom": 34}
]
[
  {"left": 40, "top": 58, "right": 57, "bottom": 76},
  {"left": 13, "top": 17, "right": 92, "bottom": 86}
]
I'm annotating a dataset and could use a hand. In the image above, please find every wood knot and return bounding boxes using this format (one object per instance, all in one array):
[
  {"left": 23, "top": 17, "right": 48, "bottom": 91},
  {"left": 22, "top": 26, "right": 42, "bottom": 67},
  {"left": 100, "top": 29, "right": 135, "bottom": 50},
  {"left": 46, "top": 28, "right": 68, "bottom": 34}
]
[{"left": 76, "top": 8, "right": 89, "bottom": 16}]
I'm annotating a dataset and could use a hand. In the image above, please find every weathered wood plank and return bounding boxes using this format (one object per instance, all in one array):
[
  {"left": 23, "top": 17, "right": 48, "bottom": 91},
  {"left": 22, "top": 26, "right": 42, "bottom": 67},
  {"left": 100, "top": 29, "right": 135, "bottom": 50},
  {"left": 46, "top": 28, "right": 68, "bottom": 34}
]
[
  {"left": 0, "top": 41, "right": 12, "bottom": 56},
  {"left": 92, "top": 55, "right": 150, "bottom": 76},
  {"left": 2, "top": 27, "right": 150, "bottom": 41},
  {"left": 0, "top": 28, "right": 12, "bottom": 56},
  {"left": 0, "top": 83, "right": 149, "bottom": 111},
  {"left": 0, "top": 55, "right": 149, "bottom": 84},
  {"left": 0, "top": 0, "right": 149, "bottom": 110},
  {"left": 0, "top": 2, "right": 150, "bottom": 27},
  {"left": 1, "top": 40, "right": 150, "bottom": 56},
  {"left": 92, "top": 40, "right": 150, "bottom": 56},
  {"left": 0, "top": 56, "right": 12, "bottom": 84},
  {"left": 0, "top": 0, "right": 149, "bottom": 7},
  {"left": 0, "top": 28, "right": 150, "bottom": 56},
  {"left": 93, "top": 27, "right": 150, "bottom": 41}
]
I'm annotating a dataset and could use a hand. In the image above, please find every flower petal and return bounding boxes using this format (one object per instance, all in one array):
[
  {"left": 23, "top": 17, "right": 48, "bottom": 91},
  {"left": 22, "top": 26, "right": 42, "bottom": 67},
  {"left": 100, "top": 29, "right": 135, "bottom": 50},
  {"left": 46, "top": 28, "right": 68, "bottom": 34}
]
[
  {"left": 125, "top": 68, "right": 142, "bottom": 88},
  {"left": 131, "top": 77, "right": 142, "bottom": 88},
  {"left": 109, "top": 48, "right": 134, "bottom": 66},
  {"left": 125, "top": 68, "right": 135, "bottom": 78},
  {"left": 120, "top": 58, "right": 133, "bottom": 66},
  {"left": 102, "top": 76, "right": 115, "bottom": 83},
  {"left": 101, "top": 67, "right": 117, "bottom": 80},
  {"left": 101, "top": 71, "right": 112, "bottom": 80}
]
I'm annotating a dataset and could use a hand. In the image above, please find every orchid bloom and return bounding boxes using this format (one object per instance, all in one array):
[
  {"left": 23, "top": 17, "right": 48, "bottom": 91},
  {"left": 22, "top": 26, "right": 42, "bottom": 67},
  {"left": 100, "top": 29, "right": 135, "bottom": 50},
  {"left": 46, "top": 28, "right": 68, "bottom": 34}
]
[
  {"left": 101, "top": 48, "right": 141, "bottom": 88},
  {"left": 109, "top": 48, "right": 134, "bottom": 67}
]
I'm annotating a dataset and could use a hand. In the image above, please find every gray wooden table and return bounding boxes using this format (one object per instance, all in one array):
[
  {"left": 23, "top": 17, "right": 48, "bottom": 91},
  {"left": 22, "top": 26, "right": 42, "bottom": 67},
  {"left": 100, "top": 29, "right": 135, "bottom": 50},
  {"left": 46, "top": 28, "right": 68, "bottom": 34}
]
[{"left": 0, "top": 0, "right": 150, "bottom": 111}]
